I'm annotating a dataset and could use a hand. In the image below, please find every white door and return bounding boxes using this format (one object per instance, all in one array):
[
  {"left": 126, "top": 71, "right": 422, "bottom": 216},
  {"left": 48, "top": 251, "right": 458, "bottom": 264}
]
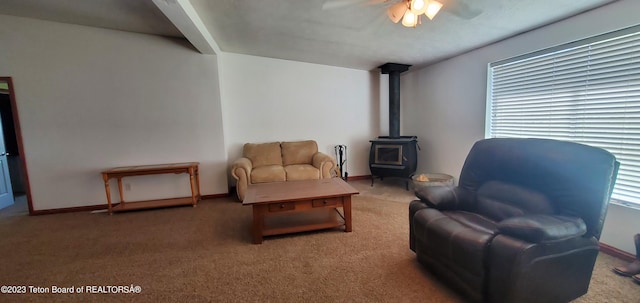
[{"left": 0, "top": 115, "right": 14, "bottom": 210}]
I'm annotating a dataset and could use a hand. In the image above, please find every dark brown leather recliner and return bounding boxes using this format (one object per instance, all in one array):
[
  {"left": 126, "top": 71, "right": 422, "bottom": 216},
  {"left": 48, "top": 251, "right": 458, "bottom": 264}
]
[{"left": 409, "top": 138, "right": 619, "bottom": 303}]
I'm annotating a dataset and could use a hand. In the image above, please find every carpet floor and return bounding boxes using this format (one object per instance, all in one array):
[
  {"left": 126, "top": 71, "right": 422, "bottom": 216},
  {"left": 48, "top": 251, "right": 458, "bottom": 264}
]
[{"left": 0, "top": 179, "right": 637, "bottom": 302}]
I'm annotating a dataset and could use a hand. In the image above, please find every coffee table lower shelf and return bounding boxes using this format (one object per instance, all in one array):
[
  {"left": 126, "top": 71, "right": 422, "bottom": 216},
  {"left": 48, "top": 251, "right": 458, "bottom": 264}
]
[
  {"left": 243, "top": 178, "right": 359, "bottom": 244},
  {"left": 111, "top": 197, "right": 196, "bottom": 213},
  {"left": 262, "top": 209, "right": 345, "bottom": 237}
]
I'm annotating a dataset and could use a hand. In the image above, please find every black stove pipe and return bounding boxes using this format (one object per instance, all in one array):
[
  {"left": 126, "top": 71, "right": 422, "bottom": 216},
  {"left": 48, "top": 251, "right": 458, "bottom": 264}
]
[{"left": 379, "top": 63, "right": 411, "bottom": 138}]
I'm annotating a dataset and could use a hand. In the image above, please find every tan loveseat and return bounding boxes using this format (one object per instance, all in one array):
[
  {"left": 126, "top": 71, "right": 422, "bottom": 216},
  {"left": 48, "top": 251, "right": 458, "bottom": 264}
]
[{"left": 231, "top": 140, "right": 336, "bottom": 201}]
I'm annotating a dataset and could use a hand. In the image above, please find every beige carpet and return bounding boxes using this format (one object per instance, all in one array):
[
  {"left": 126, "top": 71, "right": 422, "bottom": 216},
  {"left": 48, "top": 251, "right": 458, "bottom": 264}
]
[{"left": 0, "top": 179, "right": 637, "bottom": 302}]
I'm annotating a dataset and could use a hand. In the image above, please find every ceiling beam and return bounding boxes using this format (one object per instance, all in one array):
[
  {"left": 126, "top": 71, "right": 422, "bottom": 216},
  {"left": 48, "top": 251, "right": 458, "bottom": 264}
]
[{"left": 152, "top": 0, "right": 221, "bottom": 55}]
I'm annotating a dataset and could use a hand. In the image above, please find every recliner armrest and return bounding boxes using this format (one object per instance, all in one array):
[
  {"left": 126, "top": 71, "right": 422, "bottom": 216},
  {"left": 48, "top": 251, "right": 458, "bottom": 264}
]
[
  {"left": 414, "top": 186, "right": 473, "bottom": 210},
  {"left": 497, "top": 214, "right": 587, "bottom": 243}
]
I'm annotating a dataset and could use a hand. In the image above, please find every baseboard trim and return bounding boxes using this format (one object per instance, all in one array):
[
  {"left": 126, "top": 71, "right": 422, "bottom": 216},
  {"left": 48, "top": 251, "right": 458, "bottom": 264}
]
[
  {"left": 201, "top": 193, "right": 230, "bottom": 200},
  {"left": 346, "top": 175, "right": 371, "bottom": 181},
  {"left": 30, "top": 193, "right": 229, "bottom": 215},
  {"left": 31, "top": 204, "right": 107, "bottom": 216},
  {"left": 600, "top": 242, "right": 636, "bottom": 262}
]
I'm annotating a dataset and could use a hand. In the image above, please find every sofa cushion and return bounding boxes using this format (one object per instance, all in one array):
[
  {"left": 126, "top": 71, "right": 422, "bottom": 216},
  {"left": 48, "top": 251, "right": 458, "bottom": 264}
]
[
  {"left": 282, "top": 140, "right": 317, "bottom": 165},
  {"left": 243, "top": 142, "right": 283, "bottom": 168},
  {"left": 251, "top": 165, "right": 286, "bottom": 183},
  {"left": 284, "top": 164, "right": 320, "bottom": 181}
]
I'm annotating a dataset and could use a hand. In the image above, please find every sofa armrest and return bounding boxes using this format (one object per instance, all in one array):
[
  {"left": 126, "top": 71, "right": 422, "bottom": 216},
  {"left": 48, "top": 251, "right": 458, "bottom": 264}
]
[
  {"left": 414, "top": 185, "right": 473, "bottom": 211},
  {"left": 312, "top": 152, "right": 336, "bottom": 179},
  {"left": 231, "top": 157, "right": 252, "bottom": 201},
  {"left": 231, "top": 157, "right": 252, "bottom": 180},
  {"left": 497, "top": 214, "right": 587, "bottom": 243}
]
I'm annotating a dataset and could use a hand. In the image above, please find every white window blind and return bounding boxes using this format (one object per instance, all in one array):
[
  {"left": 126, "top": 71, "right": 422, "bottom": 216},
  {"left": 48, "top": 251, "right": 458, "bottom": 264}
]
[{"left": 487, "top": 24, "right": 640, "bottom": 206}]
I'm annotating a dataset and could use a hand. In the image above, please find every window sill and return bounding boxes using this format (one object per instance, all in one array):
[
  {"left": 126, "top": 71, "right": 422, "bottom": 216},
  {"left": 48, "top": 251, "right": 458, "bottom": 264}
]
[{"left": 610, "top": 199, "right": 640, "bottom": 211}]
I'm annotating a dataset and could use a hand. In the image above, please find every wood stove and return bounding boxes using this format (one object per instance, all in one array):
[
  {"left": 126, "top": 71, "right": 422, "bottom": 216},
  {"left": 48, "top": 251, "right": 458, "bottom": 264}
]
[
  {"left": 369, "top": 63, "right": 418, "bottom": 189},
  {"left": 370, "top": 136, "right": 418, "bottom": 189}
]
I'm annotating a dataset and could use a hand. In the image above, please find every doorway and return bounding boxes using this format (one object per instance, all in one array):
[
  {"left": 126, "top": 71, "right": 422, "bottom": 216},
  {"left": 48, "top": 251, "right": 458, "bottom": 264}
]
[{"left": 0, "top": 77, "right": 33, "bottom": 216}]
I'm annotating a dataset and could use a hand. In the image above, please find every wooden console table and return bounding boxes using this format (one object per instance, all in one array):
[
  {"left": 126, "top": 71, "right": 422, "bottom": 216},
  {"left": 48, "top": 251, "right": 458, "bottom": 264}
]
[{"left": 101, "top": 162, "right": 200, "bottom": 215}]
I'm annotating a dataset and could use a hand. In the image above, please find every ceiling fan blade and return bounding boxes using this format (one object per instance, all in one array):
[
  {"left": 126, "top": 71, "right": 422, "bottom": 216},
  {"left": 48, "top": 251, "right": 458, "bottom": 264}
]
[
  {"left": 442, "top": 0, "right": 483, "bottom": 19},
  {"left": 387, "top": 2, "right": 408, "bottom": 23}
]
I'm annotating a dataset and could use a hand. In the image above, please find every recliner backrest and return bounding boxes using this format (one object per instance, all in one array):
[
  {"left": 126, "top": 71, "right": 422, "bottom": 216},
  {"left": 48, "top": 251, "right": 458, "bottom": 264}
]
[
  {"left": 458, "top": 138, "right": 618, "bottom": 238},
  {"left": 476, "top": 180, "right": 555, "bottom": 222}
]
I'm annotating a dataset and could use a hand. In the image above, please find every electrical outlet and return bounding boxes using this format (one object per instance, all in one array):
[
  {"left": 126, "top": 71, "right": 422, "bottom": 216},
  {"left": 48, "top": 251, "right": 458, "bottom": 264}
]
[{"left": 124, "top": 183, "right": 131, "bottom": 191}]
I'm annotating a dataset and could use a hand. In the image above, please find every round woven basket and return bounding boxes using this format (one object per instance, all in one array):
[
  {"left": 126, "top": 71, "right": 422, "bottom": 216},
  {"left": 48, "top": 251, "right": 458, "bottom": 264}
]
[{"left": 411, "top": 173, "right": 454, "bottom": 190}]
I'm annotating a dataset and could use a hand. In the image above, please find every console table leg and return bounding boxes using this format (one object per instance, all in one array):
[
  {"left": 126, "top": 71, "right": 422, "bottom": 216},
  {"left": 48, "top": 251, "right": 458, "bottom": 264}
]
[
  {"left": 102, "top": 173, "right": 113, "bottom": 215},
  {"left": 116, "top": 177, "right": 125, "bottom": 205},
  {"left": 344, "top": 196, "right": 352, "bottom": 232},
  {"left": 195, "top": 166, "right": 201, "bottom": 200},
  {"left": 189, "top": 167, "right": 197, "bottom": 206}
]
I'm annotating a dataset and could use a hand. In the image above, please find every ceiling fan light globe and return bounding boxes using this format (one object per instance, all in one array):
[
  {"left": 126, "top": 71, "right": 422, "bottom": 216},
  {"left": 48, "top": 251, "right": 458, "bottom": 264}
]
[
  {"left": 425, "top": 0, "right": 443, "bottom": 20},
  {"left": 410, "top": 0, "right": 428, "bottom": 15},
  {"left": 387, "top": 2, "right": 408, "bottom": 23},
  {"left": 401, "top": 10, "right": 418, "bottom": 27}
]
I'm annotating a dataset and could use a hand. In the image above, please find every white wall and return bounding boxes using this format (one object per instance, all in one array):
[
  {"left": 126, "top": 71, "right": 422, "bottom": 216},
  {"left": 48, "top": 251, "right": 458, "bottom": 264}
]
[
  {"left": 401, "top": 0, "right": 640, "bottom": 254},
  {"left": 0, "top": 15, "right": 228, "bottom": 210},
  {"left": 219, "top": 53, "right": 380, "bottom": 180}
]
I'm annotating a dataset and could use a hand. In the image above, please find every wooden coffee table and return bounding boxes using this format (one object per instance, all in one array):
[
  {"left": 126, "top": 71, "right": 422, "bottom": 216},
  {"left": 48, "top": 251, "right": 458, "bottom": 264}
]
[{"left": 242, "top": 178, "right": 359, "bottom": 244}]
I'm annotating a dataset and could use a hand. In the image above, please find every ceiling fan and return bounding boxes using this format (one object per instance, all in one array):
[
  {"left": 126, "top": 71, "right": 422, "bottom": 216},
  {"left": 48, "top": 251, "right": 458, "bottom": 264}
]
[{"left": 322, "top": 0, "right": 482, "bottom": 28}]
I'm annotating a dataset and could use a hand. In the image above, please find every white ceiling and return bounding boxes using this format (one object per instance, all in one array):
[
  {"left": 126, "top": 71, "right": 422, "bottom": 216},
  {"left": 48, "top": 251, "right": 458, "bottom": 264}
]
[{"left": 0, "top": 0, "right": 617, "bottom": 71}]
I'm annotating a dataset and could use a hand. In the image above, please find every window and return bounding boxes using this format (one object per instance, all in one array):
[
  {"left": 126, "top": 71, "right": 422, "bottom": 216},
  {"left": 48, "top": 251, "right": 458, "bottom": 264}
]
[{"left": 487, "top": 24, "right": 640, "bottom": 206}]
